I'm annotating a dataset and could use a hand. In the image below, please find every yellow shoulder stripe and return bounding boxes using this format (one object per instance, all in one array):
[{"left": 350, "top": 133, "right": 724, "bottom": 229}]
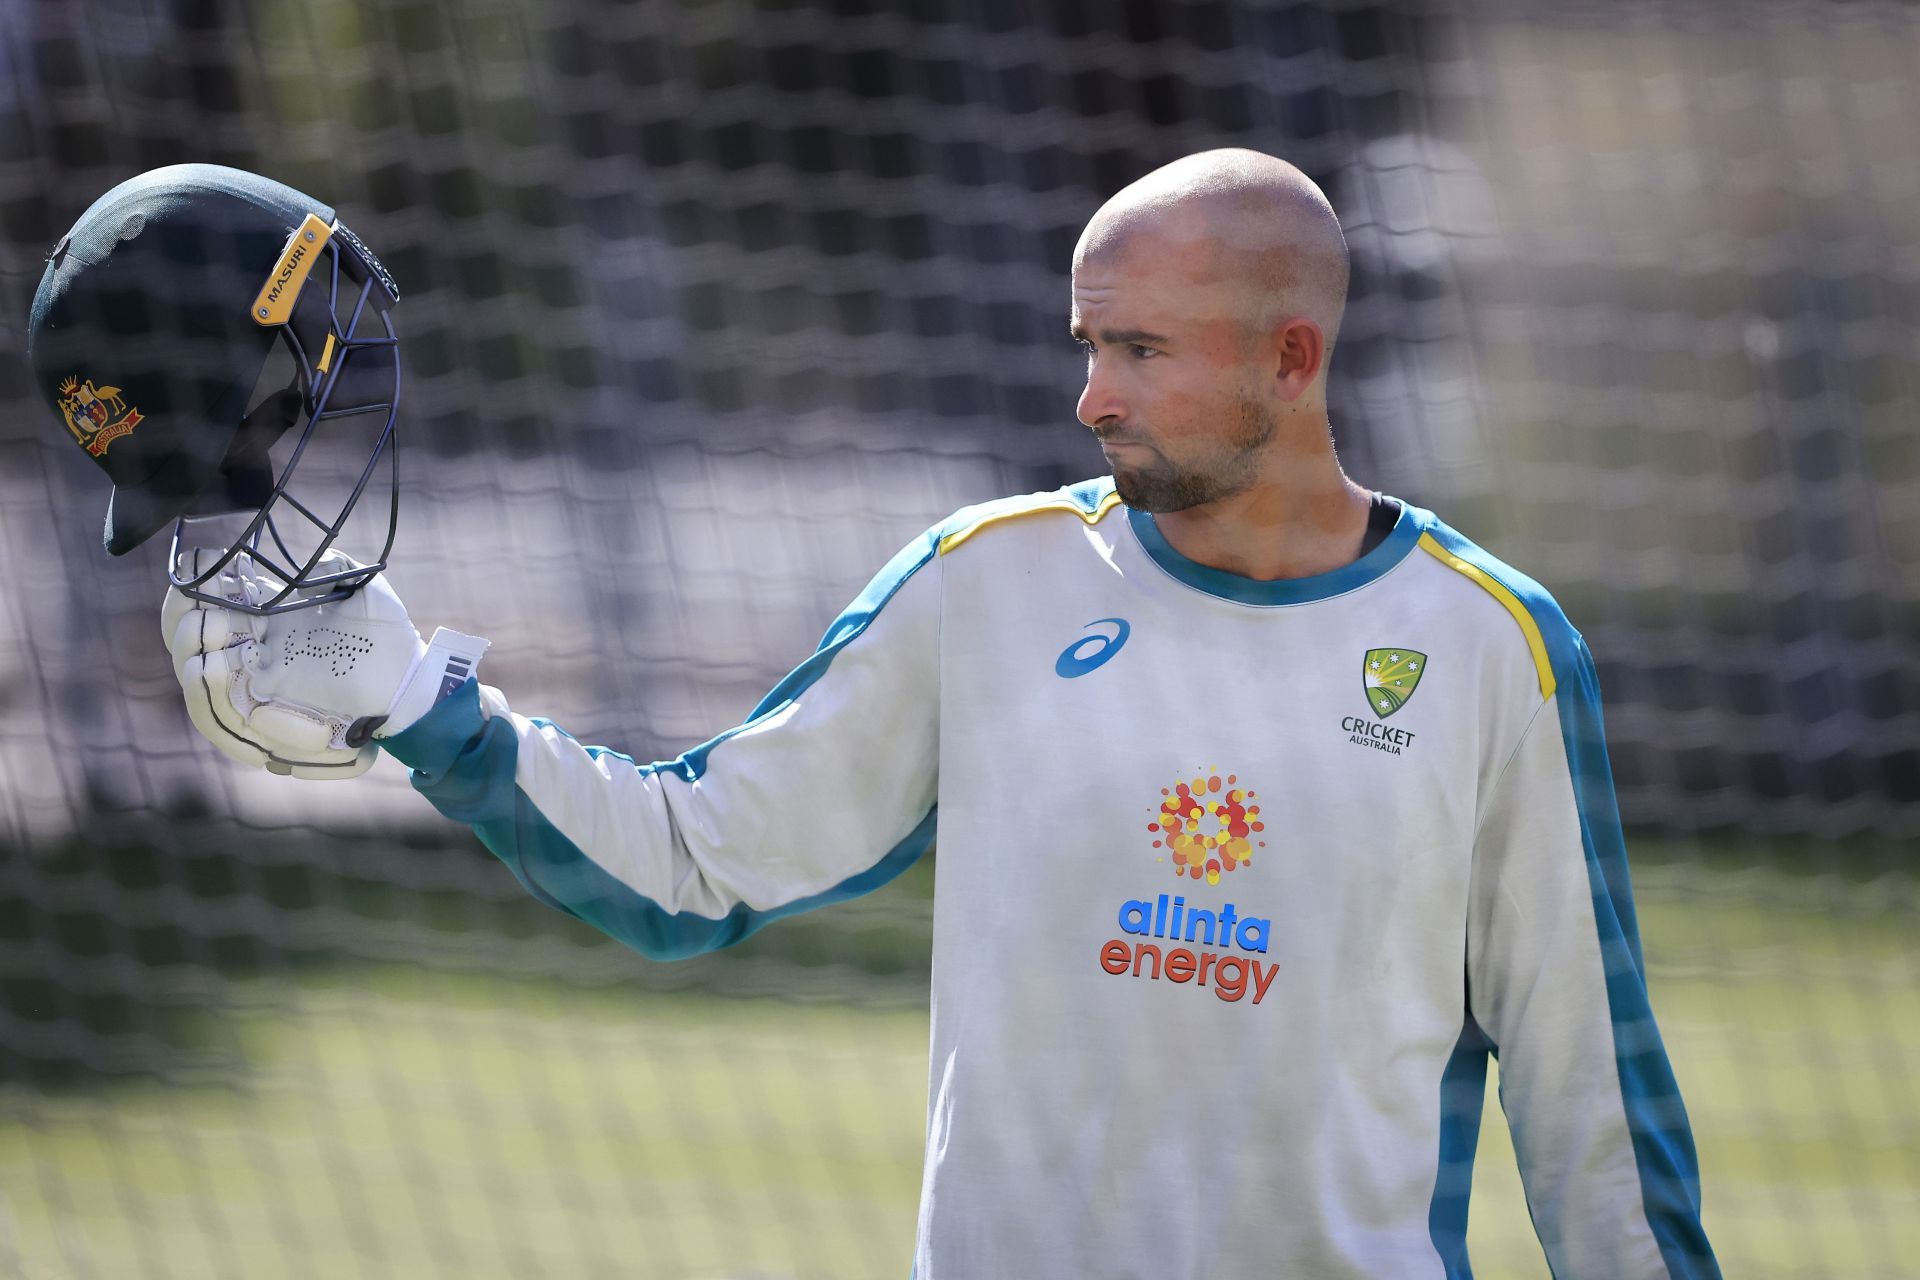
[
  {"left": 938, "top": 489, "right": 1124, "bottom": 556},
  {"left": 1416, "top": 533, "right": 1556, "bottom": 701}
]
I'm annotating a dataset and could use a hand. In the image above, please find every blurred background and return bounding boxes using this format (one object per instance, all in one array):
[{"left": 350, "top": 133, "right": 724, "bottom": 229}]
[{"left": 1, "top": 0, "right": 1916, "bottom": 1276}]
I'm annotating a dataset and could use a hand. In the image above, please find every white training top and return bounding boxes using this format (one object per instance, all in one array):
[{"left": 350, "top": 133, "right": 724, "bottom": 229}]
[{"left": 384, "top": 477, "right": 1719, "bottom": 1279}]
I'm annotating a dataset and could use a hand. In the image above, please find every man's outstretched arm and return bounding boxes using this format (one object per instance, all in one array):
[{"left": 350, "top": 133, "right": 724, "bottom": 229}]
[{"left": 166, "top": 528, "right": 944, "bottom": 961}]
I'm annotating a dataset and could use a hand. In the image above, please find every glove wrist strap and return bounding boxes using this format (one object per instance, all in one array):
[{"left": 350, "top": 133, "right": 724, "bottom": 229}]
[{"left": 371, "top": 628, "right": 492, "bottom": 740}]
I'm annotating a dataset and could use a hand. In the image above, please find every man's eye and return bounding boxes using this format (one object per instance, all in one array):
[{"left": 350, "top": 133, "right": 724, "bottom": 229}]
[{"left": 1130, "top": 344, "right": 1158, "bottom": 359}]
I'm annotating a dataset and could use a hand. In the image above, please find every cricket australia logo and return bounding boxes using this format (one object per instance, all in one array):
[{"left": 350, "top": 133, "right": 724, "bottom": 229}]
[
  {"left": 57, "top": 376, "right": 144, "bottom": 457},
  {"left": 1341, "top": 647, "right": 1427, "bottom": 756},
  {"left": 1363, "top": 648, "right": 1426, "bottom": 718}
]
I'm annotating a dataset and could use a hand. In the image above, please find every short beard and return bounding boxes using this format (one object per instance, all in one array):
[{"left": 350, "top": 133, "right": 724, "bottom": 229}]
[{"left": 1109, "top": 395, "right": 1275, "bottom": 514}]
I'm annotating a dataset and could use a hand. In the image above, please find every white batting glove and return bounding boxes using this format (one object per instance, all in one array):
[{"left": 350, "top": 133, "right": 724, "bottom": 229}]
[{"left": 163, "top": 550, "right": 489, "bottom": 778}]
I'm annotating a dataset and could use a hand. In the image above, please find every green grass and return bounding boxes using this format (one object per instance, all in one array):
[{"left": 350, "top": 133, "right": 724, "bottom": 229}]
[
  {"left": 1, "top": 858, "right": 1916, "bottom": 1278},
  {"left": 0, "top": 979, "right": 928, "bottom": 1279}
]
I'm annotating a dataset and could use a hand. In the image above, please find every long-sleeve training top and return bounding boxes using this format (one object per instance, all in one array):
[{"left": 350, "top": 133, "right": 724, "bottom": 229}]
[{"left": 382, "top": 476, "right": 1719, "bottom": 1279}]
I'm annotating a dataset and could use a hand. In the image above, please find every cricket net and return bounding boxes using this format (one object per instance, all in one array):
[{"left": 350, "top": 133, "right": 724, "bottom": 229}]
[{"left": 0, "top": 1, "right": 1915, "bottom": 1276}]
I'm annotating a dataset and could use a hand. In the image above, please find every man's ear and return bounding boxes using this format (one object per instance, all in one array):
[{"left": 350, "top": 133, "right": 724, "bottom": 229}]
[{"left": 1271, "top": 317, "right": 1326, "bottom": 403}]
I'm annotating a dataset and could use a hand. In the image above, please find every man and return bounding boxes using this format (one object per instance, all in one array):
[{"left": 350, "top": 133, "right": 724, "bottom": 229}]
[{"left": 163, "top": 150, "right": 1718, "bottom": 1277}]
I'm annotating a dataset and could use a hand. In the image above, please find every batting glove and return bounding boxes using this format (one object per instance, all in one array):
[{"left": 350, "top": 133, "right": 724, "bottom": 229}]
[{"left": 163, "top": 550, "right": 489, "bottom": 778}]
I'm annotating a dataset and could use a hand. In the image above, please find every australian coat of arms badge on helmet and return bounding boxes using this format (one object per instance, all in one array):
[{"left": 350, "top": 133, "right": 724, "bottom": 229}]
[{"left": 57, "top": 375, "right": 144, "bottom": 457}]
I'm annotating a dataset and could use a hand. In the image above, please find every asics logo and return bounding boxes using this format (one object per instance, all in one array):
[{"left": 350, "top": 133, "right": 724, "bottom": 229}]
[{"left": 1055, "top": 617, "right": 1131, "bottom": 678}]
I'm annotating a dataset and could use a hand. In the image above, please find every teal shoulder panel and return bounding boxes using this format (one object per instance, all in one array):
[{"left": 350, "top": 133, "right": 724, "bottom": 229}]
[
  {"left": 1060, "top": 474, "right": 1116, "bottom": 512},
  {"left": 935, "top": 477, "right": 1120, "bottom": 556},
  {"left": 938, "top": 475, "right": 1114, "bottom": 532},
  {"left": 1416, "top": 516, "right": 1569, "bottom": 678},
  {"left": 1421, "top": 517, "right": 1719, "bottom": 1278}
]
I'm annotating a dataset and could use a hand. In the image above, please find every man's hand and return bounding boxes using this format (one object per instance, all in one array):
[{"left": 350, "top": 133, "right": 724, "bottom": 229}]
[{"left": 163, "top": 551, "right": 488, "bottom": 778}]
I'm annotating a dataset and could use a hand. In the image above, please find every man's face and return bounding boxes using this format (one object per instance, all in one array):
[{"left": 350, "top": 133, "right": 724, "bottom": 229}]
[{"left": 1070, "top": 242, "right": 1274, "bottom": 514}]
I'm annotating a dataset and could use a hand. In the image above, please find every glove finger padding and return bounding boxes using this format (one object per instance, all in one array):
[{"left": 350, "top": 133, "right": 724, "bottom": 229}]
[
  {"left": 246, "top": 699, "right": 347, "bottom": 754},
  {"left": 162, "top": 548, "right": 268, "bottom": 646},
  {"left": 166, "top": 601, "right": 251, "bottom": 687},
  {"left": 287, "top": 751, "right": 377, "bottom": 780},
  {"left": 176, "top": 642, "right": 376, "bottom": 778},
  {"left": 165, "top": 549, "right": 385, "bottom": 780},
  {"left": 176, "top": 642, "right": 273, "bottom": 770}
]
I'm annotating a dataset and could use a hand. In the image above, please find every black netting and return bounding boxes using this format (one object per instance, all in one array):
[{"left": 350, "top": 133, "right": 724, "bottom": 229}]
[{"left": 1, "top": 1, "right": 1916, "bottom": 1275}]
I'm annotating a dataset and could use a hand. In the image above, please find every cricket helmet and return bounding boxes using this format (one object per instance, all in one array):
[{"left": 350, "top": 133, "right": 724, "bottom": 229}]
[{"left": 27, "top": 163, "right": 401, "bottom": 614}]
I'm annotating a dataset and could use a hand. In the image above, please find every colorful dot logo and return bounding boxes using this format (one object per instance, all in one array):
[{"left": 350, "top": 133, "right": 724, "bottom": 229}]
[{"left": 1148, "top": 769, "right": 1266, "bottom": 884}]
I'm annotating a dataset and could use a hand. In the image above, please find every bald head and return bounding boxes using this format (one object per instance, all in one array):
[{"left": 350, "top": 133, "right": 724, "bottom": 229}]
[{"left": 1075, "top": 149, "right": 1349, "bottom": 351}]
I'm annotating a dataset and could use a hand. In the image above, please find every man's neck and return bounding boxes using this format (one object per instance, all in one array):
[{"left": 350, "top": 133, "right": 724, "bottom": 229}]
[{"left": 1149, "top": 465, "right": 1374, "bottom": 583}]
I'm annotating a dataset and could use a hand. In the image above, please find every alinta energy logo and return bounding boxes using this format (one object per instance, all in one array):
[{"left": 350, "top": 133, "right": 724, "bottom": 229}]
[
  {"left": 1097, "top": 767, "right": 1278, "bottom": 1006},
  {"left": 1147, "top": 768, "right": 1265, "bottom": 884}
]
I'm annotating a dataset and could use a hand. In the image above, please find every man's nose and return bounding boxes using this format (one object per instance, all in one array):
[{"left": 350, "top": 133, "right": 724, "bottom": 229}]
[{"left": 1076, "top": 359, "right": 1124, "bottom": 428}]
